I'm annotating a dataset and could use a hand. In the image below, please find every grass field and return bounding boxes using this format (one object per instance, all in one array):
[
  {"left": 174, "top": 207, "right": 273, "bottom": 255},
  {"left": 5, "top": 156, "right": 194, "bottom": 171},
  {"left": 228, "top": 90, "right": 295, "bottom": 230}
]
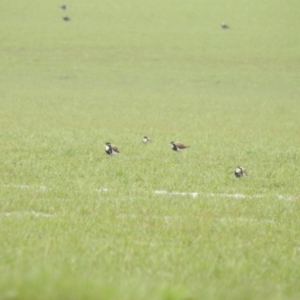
[{"left": 1, "top": 0, "right": 300, "bottom": 299}]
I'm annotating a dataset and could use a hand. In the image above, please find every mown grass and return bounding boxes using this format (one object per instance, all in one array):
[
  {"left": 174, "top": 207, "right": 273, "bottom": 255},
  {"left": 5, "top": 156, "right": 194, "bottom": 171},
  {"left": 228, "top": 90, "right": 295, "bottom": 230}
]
[{"left": 0, "top": 0, "right": 300, "bottom": 299}]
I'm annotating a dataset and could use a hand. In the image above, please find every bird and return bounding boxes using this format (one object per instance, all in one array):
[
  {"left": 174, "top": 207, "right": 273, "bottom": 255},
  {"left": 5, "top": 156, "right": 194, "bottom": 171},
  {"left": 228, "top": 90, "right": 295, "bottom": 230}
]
[
  {"left": 142, "top": 136, "right": 151, "bottom": 143},
  {"left": 220, "top": 23, "right": 229, "bottom": 29},
  {"left": 59, "top": 4, "right": 68, "bottom": 10},
  {"left": 234, "top": 166, "right": 247, "bottom": 178},
  {"left": 62, "top": 15, "right": 71, "bottom": 21},
  {"left": 170, "top": 141, "right": 190, "bottom": 152},
  {"left": 105, "top": 142, "right": 119, "bottom": 156}
]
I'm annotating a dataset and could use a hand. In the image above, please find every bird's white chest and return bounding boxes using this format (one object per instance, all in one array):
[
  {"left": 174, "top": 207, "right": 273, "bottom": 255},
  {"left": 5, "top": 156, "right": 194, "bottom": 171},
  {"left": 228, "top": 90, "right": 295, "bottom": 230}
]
[{"left": 235, "top": 168, "right": 241, "bottom": 174}]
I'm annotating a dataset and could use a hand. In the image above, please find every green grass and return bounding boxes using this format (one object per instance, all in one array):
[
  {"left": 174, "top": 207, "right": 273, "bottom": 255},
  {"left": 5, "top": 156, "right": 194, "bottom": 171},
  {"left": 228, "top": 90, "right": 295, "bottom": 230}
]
[{"left": 0, "top": 0, "right": 300, "bottom": 299}]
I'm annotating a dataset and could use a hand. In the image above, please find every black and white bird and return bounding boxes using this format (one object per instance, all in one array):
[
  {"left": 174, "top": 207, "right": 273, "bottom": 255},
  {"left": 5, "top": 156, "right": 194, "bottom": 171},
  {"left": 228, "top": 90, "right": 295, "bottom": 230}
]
[
  {"left": 59, "top": 4, "right": 68, "bottom": 10},
  {"left": 105, "top": 142, "right": 119, "bottom": 156},
  {"left": 170, "top": 141, "right": 190, "bottom": 152},
  {"left": 62, "top": 15, "right": 71, "bottom": 21},
  {"left": 234, "top": 166, "right": 247, "bottom": 178},
  {"left": 220, "top": 23, "right": 229, "bottom": 29},
  {"left": 142, "top": 136, "right": 151, "bottom": 143}
]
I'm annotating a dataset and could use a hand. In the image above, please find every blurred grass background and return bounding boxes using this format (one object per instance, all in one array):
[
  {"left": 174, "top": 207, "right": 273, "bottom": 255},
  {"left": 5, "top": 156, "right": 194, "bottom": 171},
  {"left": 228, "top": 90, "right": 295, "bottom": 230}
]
[{"left": 0, "top": 0, "right": 300, "bottom": 299}]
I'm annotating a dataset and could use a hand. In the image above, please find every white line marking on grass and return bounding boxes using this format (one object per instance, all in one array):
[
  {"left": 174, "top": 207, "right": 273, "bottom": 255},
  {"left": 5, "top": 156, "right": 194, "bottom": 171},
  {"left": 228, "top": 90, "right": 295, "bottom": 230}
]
[
  {"left": 117, "top": 213, "right": 180, "bottom": 219},
  {"left": 209, "top": 193, "right": 264, "bottom": 199},
  {"left": 155, "top": 190, "right": 299, "bottom": 201},
  {"left": 2, "top": 185, "right": 297, "bottom": 202},
  {"left": 3, "top": 184, "right": 31, "bottom": 189},
  {"left": 154, "top": 190, "right": 167, "bottom": 194},
  {"left": 2, "top": 184, "right": 50, "bottom": 191},
  {"left": 277, "top": 195, "right": 296, "bottom": 201},
  {"left": 1, "top": 211, "right": 55, "bottom": 218},
  {"left": 95, "top": 188, "right": 109, "bottom": 192},
  {"left": 219, "top": 217, "right": 275, "bottom": 223},
  {"left": 155, "top": 190, "right": 199, "bottom": 198},
  {"left": 154, "top": 190, "right": 263, "bottom": 199}
]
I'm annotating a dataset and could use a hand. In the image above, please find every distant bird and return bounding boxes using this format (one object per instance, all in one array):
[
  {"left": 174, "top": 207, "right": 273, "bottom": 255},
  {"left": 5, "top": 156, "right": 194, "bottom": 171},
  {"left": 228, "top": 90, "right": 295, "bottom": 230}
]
[
  {"left": 59, "top": 4, "right": 68, "bottom": 10},
  {"left": 105, "top": 142, "right": 119, "bottom": 156},
  {"left": 220, "top": 23, "right": 229, "bottom": 29},
  {"left": 142, "top": 136, "right": 151, "bottom": 143},
  {"left": 62, "top": 15, "right": 71, "bottom": 21},
  {"left": 234, "top": 166, "right": 247, "bottom": 178},
  {"left": 170, "top": 141, "right": 190, "bottom": 152}
]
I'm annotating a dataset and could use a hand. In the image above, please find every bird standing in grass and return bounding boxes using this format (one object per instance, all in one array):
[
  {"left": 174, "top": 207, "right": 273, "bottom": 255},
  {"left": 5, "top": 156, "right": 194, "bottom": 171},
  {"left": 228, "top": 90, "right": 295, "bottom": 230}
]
[
  {"left": 62, "top": 15, "right": 71, "bottom": 21},
  {"left": 170, "top": 141, "right": 190, "bottom": 152},
  {"left": 142, "top": 136, "right": 151, "bottom": 143},
  {"left": 59, "top": 4, "right": 68, "bottom": 10},
  {"left": 105, "top": 142, "right": 119, "bottom": 156},
  {"left": 220, "top": 23, "right": 229, "bottom": 29},
  {"left": 234, "top": 166, "right": 247, "bottom": 178}
]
